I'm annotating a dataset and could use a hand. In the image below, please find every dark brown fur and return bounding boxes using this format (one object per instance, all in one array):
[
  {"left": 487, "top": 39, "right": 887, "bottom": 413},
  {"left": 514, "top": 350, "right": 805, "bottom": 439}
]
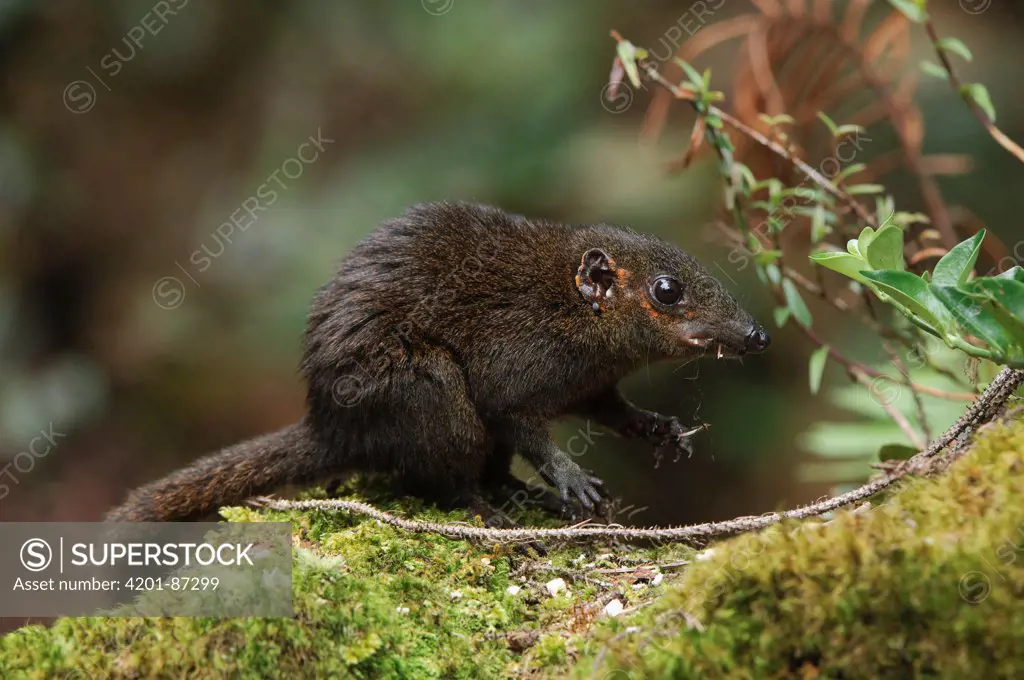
[{"left": 107, "top": 202, "right": 767, "bottom": 522}]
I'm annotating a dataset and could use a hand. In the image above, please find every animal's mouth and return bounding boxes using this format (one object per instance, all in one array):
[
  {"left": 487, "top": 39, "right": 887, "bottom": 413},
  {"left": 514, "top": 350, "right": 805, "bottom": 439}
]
[{"left": 682, "top": 335, "right": 747, "bottom": 359}]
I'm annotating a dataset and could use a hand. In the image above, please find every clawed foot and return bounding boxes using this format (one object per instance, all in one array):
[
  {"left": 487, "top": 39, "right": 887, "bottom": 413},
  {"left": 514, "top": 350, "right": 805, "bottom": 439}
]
[
  {"left": 538, "top": 456, "right": 608, "bottom": 519},
  {"left": 624, "top": 410, "right": 707, "bottom": 464}
]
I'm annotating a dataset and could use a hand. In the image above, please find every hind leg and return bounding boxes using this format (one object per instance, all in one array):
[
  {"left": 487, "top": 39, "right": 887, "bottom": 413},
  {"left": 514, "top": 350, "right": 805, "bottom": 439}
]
[{"left": 346, "top": 344, "right": 501, "bottom": 515}]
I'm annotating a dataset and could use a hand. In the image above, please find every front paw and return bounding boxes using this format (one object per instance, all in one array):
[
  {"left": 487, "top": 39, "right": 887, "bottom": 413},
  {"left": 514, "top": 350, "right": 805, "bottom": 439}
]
[
  {"left": 626, "top": 411, "right": 704, "bottom": 463},
  {"left": 540, "top": 455, "right": 605, "bottom": 515}
]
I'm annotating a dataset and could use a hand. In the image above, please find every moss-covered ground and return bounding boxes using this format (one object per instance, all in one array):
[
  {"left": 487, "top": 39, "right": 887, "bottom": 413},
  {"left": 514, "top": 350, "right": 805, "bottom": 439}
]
[{"left": 2, "top": 416, "right": 1023, "bottom": 679}]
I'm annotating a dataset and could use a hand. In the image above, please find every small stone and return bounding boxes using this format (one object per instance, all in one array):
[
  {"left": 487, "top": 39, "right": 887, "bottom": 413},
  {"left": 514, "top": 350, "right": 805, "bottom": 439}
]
[
  {"left": 480, "top": 557, "right": 491, "bottom": 566},
  {"left": 651, "top": 573, "right": 664, "bottom": 586},
  {"left": 545, "top": 578, "right": 567, "bottom": 596},
  {"left": 506, "top": 585, "right": 521, "bottom": 596},
  {"left": 396, "top": 606, "right": 410, "bottom": 615},
  {"left": 603, "top": 599, "right": 624, "bottom": 617},
  {"left": 449, "top": 590, "right": 463, "bottom": 600}
]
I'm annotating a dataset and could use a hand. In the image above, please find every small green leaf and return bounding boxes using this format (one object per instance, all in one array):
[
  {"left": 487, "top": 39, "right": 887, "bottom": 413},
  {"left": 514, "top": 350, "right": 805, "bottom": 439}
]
[
  {"left": 864, "top": 224, "right": 905, "bottom": 271},
  {"left": 937, "top": 37, "right": 973, "bottom": 63},
  {"left": 673, "top": 57, "right": 705, "bottom": 90},
  {"left": 879, "top": 443, "right": 918, "bottom": 462},
  {"left": 811, "top": 203, "right": 830, "bottom": 243},
  {"left": 810, "top": 251, "right": 870, "bottom": 283},
  {"left": 919, "top": 61, "right": 949, "bottom": 81},
  {"left": 808, "top": 345, "right": 829, "bottom": 394},
  {"left": 846, "top": 184, "right": 886, "bottom": 196},
  {"left": 616, "top": 41, "right": 646, "bottom": 88},
  {"left": 932, "top": 229, "right": 985, "bottom": 287},
  {"left": 705, "top": 115, "right": 724, "bottom": 129},
  {"left": 755, "top": 249, "right": 784, "bottom": 266},
  {"left": 765, "top": 263, "right": 782, "bottom": 286},
  {"left": 816, "top": 111, "right": 839, "bottom": 137},
  {"left": 961, "top": 83, "right": 997, "bottom": 122},
  {"left": 835, "top": 163, "right": 867, "bottom": 183},
  {"left": 861, "top": 270, "right": 950, "bottom": 334},
  {"left": 836, "top": 124, "right": 867, "bottom": 138},
  {"left": 892, "top": 212, "right": 931, "bottom": 228},
  {"left": 783, "top": 278, "right": 813, "bottom": 327},
  {"left": 887, "top": 0, "right": 928, "bottom": 23},
  {"left": 733, "top": 162, "right": 757, "bottom": 192},
  {"left": 758, "top": 113, "right": 795, "bottom": 127},
  {"left": 773, "top": 306, "right": 791, "bottom": 328},
  {"left": 855, "top": 226, "right": 877, "bottom": 252}
]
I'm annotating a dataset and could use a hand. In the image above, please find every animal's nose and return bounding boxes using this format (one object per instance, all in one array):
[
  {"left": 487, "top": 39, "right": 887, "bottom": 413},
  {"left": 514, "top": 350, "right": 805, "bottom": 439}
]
[{"left": 745, "top": 326, "right": 771, "bottom": 354}]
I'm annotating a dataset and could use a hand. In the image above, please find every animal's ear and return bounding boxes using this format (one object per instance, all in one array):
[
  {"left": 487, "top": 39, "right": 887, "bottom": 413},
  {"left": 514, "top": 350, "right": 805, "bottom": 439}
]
[{"left": 575, "top": 248, "right": 618, "bottom": 313}]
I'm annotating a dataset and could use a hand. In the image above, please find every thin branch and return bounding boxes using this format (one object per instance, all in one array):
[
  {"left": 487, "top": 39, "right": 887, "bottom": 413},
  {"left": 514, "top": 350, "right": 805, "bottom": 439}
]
[
  {"left": 926, "top": 22, "right": 1024, "bottom": 166},
  {"left": 885, "top": 339, "right": 933, "bottom": 442},
  {"left": 261, "top": 370, "right": 1022, "bottom": 544},
  {"left": 641, "top": 63, "right": 877, "bottom": 227},
  {"left": 852, "top": 367, "right": 926, "bottom": 449}
]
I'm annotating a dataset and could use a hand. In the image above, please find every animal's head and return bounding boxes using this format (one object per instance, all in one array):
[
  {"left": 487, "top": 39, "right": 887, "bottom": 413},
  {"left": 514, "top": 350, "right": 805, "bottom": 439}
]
[{"left": 573, "top": 226, "right": 769, "bottom": 361}]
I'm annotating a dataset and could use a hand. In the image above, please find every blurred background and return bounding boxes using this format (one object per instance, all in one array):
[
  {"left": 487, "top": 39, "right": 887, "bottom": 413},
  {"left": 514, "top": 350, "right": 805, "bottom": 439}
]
[{"left": 1, "top": 0, "right": 1022, "bottom": 546}]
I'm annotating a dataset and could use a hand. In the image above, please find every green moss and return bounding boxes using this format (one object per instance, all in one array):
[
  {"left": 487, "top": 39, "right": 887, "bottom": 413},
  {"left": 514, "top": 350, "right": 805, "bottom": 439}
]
[
  {"left": 4, "top": 421, "right": 1023, "bottom": 678},
  {"left": 0, "top": 479, "right": 691, "bottom": 679},
  {"left": 575, "top": 416, "right": 1024, "bottom": 680}
]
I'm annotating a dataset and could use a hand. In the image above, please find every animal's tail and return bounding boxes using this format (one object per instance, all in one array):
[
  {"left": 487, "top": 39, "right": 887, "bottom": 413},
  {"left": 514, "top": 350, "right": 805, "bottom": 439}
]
[{"left": 105, "top": 422, "right": 323, "bottom": 522}]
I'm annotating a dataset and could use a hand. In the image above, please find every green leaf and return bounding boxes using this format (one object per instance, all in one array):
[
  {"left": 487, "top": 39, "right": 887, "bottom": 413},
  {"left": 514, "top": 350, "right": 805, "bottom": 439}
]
[
  {"left": 836, "top": 124, "right": 867, "bottom": 138},
  {"left": 864, "top": 224, "right": 905, "bottom": 271},
  {"left": 879, "top": 443, "right": 918, "bottom": 462},
  {"left": 997, "top": 266, "right": 1024, "bottom": 283},
  {"left": 961, "top": 83, "right": 997, "bottom": 122},
  {"left": 967, "top": 277, "right": 1024, "bottom": 347},
  {"left": 937, "top": 37, "right": 973, "bottom": 62},
  {"left": 616, "top": 41, "right": 647, "bottom": 88},
  {"left": 808, "top": 345, "right": 829, "bottom": 394},
  {"left": 673, "top": 57, "right": 705, "bottom": 90},
  {"left": 892, "top": 212, "right": 931, "bottom": 228},
  {"left": 811, "top": 203, "right": 830, "bottom": 243},
  {"left": 887, "top": 0, "right": 928, "bottom": 23},
  {"left": 969, "top": 278, "right": 1024, "bottom": 314},
  {"left": 861, "top": 270, "right": 951, "bottom": 334},
  {"left": 754, "top": 249, "right": 784, "bottom": 266},
  {"left": 816, "top": 111, "right": 838, "bottom": 137},
  {"left": 783, "top": 278, "right": 813, "bottom": 327},
  {"left": 773, "top": 306, "right": 791, "bottom": 328},
  {"left": 758, "top": 113, "right": 795, "bottom": 127},
  {"left": 919, "top": 60, "right": 949, "bottom": 81},
  {"left": 765, "top": 263, "right": 782, "bottom": 286},
  {"left": 810, "top": 251, "right": 870, "bottom": 283},
  {"left": 846, "top": 184, "right": 886, "bottom": 196},
  {"left": 835, "top": 163, "right": 867, "bottom": 183},
  {"left": 733, "top": 162, "right": 757, "bottom": 193},
  {"left": 932, "top": 229, "right": 985, "bottom": 287},
  {"left": 932, "top": 284, "right": 1017, "bottom": 354}
]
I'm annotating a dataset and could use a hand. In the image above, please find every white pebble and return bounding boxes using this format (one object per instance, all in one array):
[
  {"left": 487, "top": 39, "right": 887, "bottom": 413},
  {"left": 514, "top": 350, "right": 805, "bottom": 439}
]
[
  {"left": 603, "top": 599, "right": 624, "bottom": 617},
  {"left": 396, "top": 606, "right": 410, "bottom": 615},
  {"left": 506, "top": 585, "right": 521, "bottom": 596},
  {"left": 449, "top": 590, "right": 463, "bottom": 600},
  {"left": 651, "top": 573, "right": 664, "bottom": 586},
  {"left": 545, "top": 578, "right": 567, "bottom": 596}
]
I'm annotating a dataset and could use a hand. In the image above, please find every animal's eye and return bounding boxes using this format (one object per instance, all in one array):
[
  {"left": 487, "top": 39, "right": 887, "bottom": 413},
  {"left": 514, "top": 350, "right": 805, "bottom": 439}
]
[{"left": 651, "top": 276, "right": 684, "bottom": 305}]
